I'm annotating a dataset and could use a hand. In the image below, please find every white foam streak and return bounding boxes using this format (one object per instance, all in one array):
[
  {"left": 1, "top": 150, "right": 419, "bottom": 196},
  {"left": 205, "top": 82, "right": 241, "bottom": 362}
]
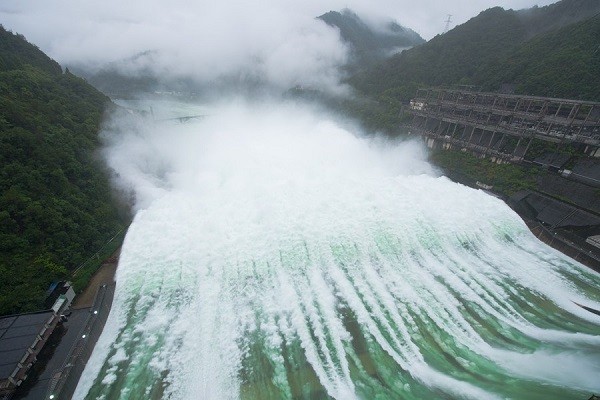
[{"left": 77, "top": 100, "right": 600, "bottom": 400}]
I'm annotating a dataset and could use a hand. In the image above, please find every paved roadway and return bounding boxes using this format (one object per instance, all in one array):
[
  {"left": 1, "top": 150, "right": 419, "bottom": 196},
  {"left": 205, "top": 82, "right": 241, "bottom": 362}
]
[
  {"left": 15, "top": 308, "right": 90, "bottom": 400},
  {"left": 47, "top": 283, "right": 115, "bottom": 400}
]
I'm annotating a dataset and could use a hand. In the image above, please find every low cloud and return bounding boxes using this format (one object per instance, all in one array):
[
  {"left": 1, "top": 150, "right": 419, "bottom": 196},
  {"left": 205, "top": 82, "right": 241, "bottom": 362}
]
[
  {"left": 100, "top": 99, "right": 435, "bottom": 211},
  {"left": 1, "top": 0, "right": 350, "bottom": 92},
  {"left": 0, "top": 0, "right": 555, "bottom": 92}
]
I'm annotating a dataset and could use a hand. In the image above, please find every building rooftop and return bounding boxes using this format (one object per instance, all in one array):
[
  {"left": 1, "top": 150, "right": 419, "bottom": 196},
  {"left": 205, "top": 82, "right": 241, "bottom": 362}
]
[{"left": 0, "top": 311, "right": 54, "bottom": 381}]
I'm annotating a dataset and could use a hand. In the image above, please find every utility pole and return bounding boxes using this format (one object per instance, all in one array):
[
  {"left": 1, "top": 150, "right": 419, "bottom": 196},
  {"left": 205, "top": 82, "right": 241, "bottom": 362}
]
[{"left": 444, "top": 14, "right": 452, "bottom": 33}]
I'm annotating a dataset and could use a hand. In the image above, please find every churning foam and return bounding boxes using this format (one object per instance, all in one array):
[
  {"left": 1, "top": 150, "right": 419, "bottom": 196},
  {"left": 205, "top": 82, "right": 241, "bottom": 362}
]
[{"left": 75, "top": 100, "right": 600, "bottom": 400}]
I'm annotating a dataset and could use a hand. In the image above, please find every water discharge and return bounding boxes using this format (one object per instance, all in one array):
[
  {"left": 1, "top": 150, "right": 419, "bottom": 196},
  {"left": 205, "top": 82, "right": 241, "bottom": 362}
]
[{"left": 76, "top": 100, "right": 600, "bottom": 400}]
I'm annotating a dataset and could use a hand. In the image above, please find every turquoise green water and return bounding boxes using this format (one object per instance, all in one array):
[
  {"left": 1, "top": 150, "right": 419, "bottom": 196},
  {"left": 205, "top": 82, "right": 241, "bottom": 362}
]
[
  {"left": 77, "top": 191, "right": 600, "bottom": 399},
  {"left": 76, "top": 104, "right": 600, "bottom": 400}
]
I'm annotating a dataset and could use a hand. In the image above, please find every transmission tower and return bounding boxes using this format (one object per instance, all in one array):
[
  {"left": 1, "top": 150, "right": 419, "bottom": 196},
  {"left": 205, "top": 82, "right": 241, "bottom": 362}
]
[{"left": 444, "top": 14, "right": 452, "bottom": 33}]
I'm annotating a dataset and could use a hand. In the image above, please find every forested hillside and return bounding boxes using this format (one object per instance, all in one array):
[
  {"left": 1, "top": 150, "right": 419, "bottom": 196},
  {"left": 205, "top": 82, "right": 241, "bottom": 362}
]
[
  {"left": 317, "top": 9, "right": 424, "bottom": 69},
  {"left": 347, "top": 0, "right": 600, "bottom": 130},
  {"left": 0, "top": 26, "right": 125, "bottom": 315},
  {"left": 351, "top": 7, "right": 528, "bottom": 99},
  {"left": 476, "top": 14, "right": 600, "bottom": 99}
]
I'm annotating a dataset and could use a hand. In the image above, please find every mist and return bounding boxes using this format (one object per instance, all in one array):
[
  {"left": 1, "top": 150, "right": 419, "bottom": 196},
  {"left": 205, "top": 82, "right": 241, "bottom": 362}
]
[
  {"left": 0, "top": 0, "right": 556, "bottom": 94},
  {"left": 101, "top": 99, "right": 436, "bottom": 212},
  {"left": 75, "top": 97, "right": 600, "bottom": 400}
]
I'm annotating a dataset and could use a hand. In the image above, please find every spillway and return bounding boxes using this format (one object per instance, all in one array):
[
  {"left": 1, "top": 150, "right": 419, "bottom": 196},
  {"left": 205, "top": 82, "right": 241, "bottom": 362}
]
[{"left": 75, "top": 101, "right": 600, "bottom": 400}]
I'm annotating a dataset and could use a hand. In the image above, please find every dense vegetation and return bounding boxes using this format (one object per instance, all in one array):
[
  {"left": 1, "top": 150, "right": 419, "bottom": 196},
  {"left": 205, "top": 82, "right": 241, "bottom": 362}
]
[
  {"left": 70, "top": 50, "right": 161, "bottom": 98},
  {"left": 346, "top": 0, "right": 600, "bottom": 132},
  {"left": 317, "top": 9, "right": 424, "bottom": 69},
  {"left": 351, "top": 7, "right": 527, "bottom": 99},
  {"left": 0, "top": 26, "right": 126, "bottom": 315},
  {"left": 429, "top": 150, "right": 540, "bottom": 196},
  {"left": 476, "top": 14, "right": 600, "bottom": 99}
]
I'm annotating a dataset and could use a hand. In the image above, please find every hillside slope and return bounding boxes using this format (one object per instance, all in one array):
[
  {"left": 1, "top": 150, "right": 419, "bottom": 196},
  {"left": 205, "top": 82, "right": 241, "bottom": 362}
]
[
  {"left": 350, "top": 0, "right": 600, "bottom": 103},
  {"left": 317, "top": 9, "right": 424, "bottom": 68},
  {"left": 477, "top": 14, "right": 600, "bottom": 99},
  {"left": 0, "top": 26, "right": 125, "bottom": 315}
]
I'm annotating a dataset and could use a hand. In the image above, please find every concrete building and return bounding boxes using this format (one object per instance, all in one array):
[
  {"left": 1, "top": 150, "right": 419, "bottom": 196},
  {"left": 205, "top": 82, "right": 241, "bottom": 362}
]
[
  {"left": 0, "top": 311, "right": 60, "bottom": 397},
  {"left": 408, "top": 88, "right": 600, "bottom": 161},
  {"left": 0, "top": 282, "right": 76, "bottom": 398}
]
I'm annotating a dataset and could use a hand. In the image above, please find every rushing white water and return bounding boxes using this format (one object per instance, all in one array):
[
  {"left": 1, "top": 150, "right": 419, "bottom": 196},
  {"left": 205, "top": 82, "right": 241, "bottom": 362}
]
[{"left": 76, "top": 100, "right": 600, "bottom": 400}]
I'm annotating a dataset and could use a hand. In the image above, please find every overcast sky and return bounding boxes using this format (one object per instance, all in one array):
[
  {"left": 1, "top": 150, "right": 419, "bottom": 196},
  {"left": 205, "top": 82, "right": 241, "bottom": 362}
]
[{"left": 0, "top": 0, "right": 557, "bottom": 91}]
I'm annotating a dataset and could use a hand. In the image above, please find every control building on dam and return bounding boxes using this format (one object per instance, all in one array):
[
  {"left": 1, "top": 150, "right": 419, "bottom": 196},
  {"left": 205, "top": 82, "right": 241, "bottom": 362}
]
[{"left": 408, "top": 88, "right": 600, "bottom": 162}]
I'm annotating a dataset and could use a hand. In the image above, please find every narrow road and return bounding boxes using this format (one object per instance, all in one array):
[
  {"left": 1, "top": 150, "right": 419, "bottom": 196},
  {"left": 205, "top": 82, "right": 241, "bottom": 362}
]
[{"left": 45, "top": 283, "right": 116, "bottom": 400}]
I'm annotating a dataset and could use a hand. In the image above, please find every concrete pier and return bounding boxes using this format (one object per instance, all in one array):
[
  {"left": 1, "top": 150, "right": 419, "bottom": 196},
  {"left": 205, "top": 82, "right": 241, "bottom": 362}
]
[{"left": 408, "top": 88, "right": 600, "bottom": 161}]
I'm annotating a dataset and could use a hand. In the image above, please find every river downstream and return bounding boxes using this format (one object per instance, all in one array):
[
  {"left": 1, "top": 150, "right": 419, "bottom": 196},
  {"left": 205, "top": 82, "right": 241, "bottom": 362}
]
[{"left": 74, "top": 99, "right": 600, "bottom": 400}]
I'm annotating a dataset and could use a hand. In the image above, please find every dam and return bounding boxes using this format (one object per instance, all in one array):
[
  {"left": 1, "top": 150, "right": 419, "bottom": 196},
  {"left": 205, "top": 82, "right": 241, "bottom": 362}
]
[{"left": 408, "top": 88, "right": 600, "bottom": 161}]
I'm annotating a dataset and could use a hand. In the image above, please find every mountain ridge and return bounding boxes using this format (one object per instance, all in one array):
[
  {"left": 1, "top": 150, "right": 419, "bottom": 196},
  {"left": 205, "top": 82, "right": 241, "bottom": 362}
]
[
  {"left": 317, "top": 9, "right": 424, "bottom": 69},
  {"left": 342, "top": 0, "right": 600, "bottom": 131}
]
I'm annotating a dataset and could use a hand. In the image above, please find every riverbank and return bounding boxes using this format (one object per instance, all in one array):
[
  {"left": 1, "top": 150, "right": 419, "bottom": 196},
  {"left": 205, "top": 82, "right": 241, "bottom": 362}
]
[
  {"left": 430, "top": 150, "right": 600, "bottom": 272},
  {"left": 73, "top": 248, "right": 121, "bottom": 309},
  {"left": 520, "top": 216, "right": 600, "bottom": 273}
]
